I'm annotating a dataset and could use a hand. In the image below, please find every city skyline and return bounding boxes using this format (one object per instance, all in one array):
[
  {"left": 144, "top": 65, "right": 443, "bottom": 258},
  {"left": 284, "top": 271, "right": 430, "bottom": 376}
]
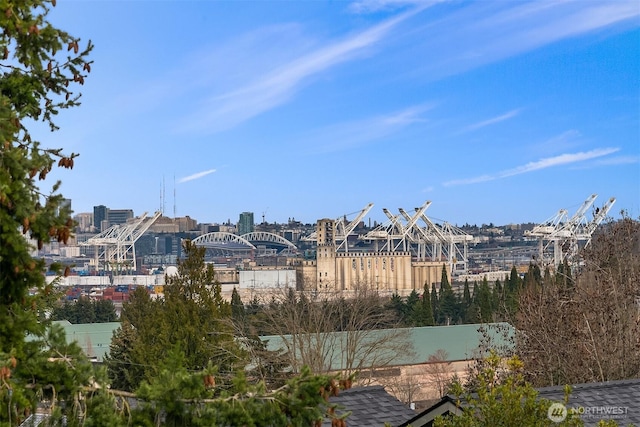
[{"left": 37, "top": 0, "right": 639, "bottom": 226}]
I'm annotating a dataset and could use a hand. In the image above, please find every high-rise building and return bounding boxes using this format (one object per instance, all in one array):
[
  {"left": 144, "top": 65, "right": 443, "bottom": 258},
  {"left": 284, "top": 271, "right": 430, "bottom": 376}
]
[
  {"left": 238, "top": 212, "right": 254, "bottom": 235},
  {"left": 74, "top": 212, "right": 93, "bottom": 233},
  {"left": 108, "top": 209, "right": 134, "bottom": 226},
  {"left": 93, "top": 205, "right": 108, "bottom": 232}
]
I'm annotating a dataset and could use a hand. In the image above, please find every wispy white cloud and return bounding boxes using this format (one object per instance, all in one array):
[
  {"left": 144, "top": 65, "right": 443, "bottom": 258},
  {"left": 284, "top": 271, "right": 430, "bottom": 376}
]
[
  {"left": 463, "top": 109, "right": 521, "bottom": 132},
  {"left": 532, "top": 130, "right": 583, "bottom": 155},
  {"left": 175, "top": 8, "right": 425, "bottom": 134},
  {"left": 178, "top": 169, "right": 217, "bottom": 184},
  {"left": 590, "top": 155, "right": 639, "bottom": 166},
  {"left": 521, "top": 1, "right": 640, "bottom": 46},
  {"left": 349, "top": 0, "right": 444, "bottom": 14},
  {"left": 443, "top": 147, "right": 619, "bottom": 186},
  {"left": 304, "top": 104, "right": 432, "bottom": 154},
  {"left": 407, "top": 1, "right": 640, "bottom": 80}
]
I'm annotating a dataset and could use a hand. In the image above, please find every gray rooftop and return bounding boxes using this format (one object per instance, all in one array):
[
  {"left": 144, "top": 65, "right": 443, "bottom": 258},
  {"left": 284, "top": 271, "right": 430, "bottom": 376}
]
[
  {"left": 324, "top": 385, "right": 416, "bottom": 427},
  {"left": 401, "top": 378, "right": 640, "bottom": 427},
  {"left": 538, "top": 378, "right": 640, "bottom": 426}
]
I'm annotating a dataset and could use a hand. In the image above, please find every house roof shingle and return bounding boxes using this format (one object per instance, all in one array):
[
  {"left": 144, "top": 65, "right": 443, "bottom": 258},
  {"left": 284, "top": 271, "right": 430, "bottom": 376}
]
[
  {"left": 399, "top": 378, "right": 640, "bottom": 427},
  {"left": 537, "top": 378, "right": 640, "bottom": 426},
  {"left": 324, "top": 385, "right": 416, "bottom": 427}
]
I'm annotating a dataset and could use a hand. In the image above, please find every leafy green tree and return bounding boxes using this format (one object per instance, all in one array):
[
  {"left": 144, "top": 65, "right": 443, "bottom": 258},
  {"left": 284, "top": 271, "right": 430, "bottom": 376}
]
[{"left": 0, "top": 0, "right": 93, "bottom": 422}]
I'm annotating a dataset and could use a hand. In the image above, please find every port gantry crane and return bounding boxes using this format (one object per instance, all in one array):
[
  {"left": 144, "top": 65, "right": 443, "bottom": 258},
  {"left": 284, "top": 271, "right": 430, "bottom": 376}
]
[
  {"left": 526, "top": 194, "right": 616, "bottom": 267},
  {"left": 301, "top": 203, "right": 375, "bottom": 252},
  {"left": 360, "top": 201, "right": 473, "bottom": 275},
  {"left": 80, "top": 211, "right": 162, "bottom": 274}
]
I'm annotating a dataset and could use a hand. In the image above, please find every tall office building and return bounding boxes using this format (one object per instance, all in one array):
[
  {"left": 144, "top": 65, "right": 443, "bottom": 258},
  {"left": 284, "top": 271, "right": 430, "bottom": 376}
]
[
  {"left": 108, "top": 209, "right": 134, "bottom": 226},
  {"left": 93, "top": 205, "right": 108, "bottom": 232},
  {"left": 238, "top": 212, "right": 254, "bottom": 235}
]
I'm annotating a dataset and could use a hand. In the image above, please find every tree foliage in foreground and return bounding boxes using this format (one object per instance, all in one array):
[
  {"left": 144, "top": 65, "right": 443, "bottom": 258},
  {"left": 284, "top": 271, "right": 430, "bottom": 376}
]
[
  {"left": 106, "top": 240, "right": 243, "bottom": 392},
  {"left": 435, "top": 353, "right": 620, "bottom": 427},
  {"left": 0, "top": 0, "right": 93, "bottom": 423},
  {"left": 126, "top": 352, "right": 348, "bottom": 427},
  {"left": 516, "top": 216, "right": 640, "bottom": 387}
]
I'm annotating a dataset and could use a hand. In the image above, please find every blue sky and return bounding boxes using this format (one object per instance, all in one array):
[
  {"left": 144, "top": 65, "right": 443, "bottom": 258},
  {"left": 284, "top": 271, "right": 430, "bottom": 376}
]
[{"left": 39, "top": 0, "right": 639, "bottom": 227}]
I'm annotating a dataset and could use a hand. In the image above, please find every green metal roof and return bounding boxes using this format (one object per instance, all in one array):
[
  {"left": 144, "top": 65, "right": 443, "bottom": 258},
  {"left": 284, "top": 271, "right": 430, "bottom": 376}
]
[
  {"left": 261, "top": 322, "right": 514, "bottom": 370},
  {"left": 406, "top": 322, "right": 514, "bottom": 363},
  {"left": 53, "top": 320, "right": 121, "bottom": 362}
]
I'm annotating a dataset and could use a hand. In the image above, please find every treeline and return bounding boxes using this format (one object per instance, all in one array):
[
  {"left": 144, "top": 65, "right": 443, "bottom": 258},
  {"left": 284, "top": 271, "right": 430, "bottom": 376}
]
[
  {"left": 50, "top": 298, "right": 119, "bottom": 323},
  {"left": 229, "top": 264, "right": 533, "bottom": 336},
  {"left": 387, "top": 265, "right": 526, "bottom": 327}
]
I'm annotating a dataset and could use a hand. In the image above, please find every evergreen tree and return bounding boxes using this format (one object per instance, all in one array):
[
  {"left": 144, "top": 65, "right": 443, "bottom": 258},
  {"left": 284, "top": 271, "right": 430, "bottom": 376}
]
[
  {"left": 438, "top": 264, "right": 457, "bottom": 325},
  {"left": 406, "top": 289, "right": 420, "bottom": 326},
  {"left": 51, "top": 298, "right": 118, "bottom": 323},
  {"left": 94, "top": 299, "right": 118, "bottom": 322},
  {"left": 523, "top": 263, "right": 542, "bottom": 288},
  {"left": 463, "top": 282, "right": 480, "bottom": 323},
  {"left": 388, "top": 293, "right": 409, "bottom": 326},
  {"left": 505, "top": 266, "right": 521, "bottom": 316},
  {"left": 75, "top": 296, "right": 97, "bottom": 323},
  {"left": 477, "top": 278, "right": 493, "bottom": 323},
  {"left": 492, "top": 279, "right": 503, "bottom": 318},
  {"left": 459, "top": 279, "right": 471, "bottom": 323},
  {"left": 463, "top": 279, "right": 471, "bottom": 306},
  {"left": 421, "top": 282, "right": 435, "bottom": 326},
  {"left": 507, "top": 266, "right": 521, "bottom": 294},
  {"left": 0, "top": 0, "right": 94, "bottom": 420},
  {"left": 231, "top": 287, "right": 246, "bottom": 327},
  {"left": 108, "top": 241, "right": 243, "bottom": 391},
  {"left": 431, "top": 283, "right": 439, "bottom": 324},
  {"left": 104, "top": 321, "right": 142, "bottom": 392}
]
